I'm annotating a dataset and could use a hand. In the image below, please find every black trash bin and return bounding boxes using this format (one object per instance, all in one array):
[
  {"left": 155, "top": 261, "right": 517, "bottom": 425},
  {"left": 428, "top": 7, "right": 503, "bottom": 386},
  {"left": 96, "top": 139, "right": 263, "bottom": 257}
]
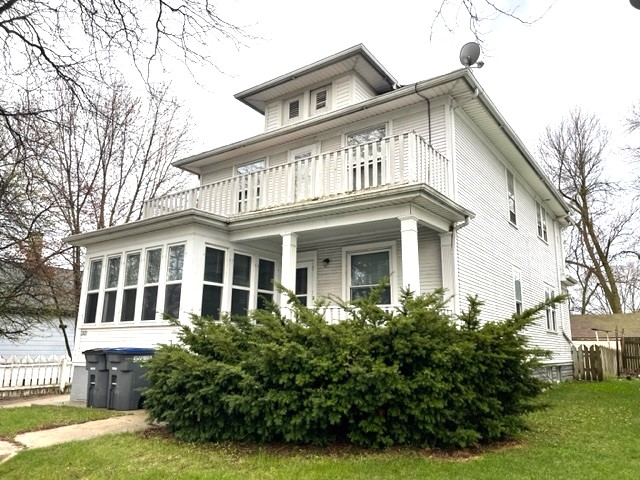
[
  {"left": 83, "top": 349, "right": 109, "bottom": 408},
  {"left": 104, "top": 347, "right": 155, "bottom": 410}
]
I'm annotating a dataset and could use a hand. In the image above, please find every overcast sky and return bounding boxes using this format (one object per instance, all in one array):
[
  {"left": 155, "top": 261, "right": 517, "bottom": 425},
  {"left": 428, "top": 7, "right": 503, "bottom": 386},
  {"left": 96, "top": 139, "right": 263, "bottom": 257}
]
[{"left": 170, "top": 0, "right": 639, "bottom": 165}]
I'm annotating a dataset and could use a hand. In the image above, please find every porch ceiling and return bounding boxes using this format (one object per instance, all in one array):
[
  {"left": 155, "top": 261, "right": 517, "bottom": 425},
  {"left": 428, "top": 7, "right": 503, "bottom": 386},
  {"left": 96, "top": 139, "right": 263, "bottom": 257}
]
[{"left": 228, "top": 183, "right": 474, "bottom": 243}]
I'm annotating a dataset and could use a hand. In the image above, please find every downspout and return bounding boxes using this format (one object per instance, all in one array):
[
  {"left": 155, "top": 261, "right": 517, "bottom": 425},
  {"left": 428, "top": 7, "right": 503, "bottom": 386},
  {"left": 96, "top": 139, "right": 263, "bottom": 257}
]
[{"left": 414, "top": 84, "right": 431, "bottom": 145}]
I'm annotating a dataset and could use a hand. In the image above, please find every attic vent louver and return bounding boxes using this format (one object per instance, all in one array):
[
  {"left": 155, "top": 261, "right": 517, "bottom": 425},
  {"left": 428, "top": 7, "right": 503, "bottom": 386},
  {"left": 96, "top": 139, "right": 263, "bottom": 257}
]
[
  {"left": 289, "top": 100, "right": 300, "bottom": 119},
  {"left": 316, "top": 90, "right": 327, "bottom": 110}
]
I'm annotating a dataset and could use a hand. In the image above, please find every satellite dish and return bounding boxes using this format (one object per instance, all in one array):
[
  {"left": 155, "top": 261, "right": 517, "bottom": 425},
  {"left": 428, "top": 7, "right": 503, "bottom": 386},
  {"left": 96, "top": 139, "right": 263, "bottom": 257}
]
[
  {"left": 459, "top": 42, "right": 481, "bottom": 67},
  {"left": 631, "top": 0, "right": 640, "bottom": 9}
]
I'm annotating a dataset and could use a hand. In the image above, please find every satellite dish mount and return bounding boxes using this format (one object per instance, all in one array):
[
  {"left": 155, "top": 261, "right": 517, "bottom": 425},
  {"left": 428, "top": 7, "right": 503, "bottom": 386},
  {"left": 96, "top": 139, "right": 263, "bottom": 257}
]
[{"left": 459, "top": 42, "right": 483, "bottom": 68}]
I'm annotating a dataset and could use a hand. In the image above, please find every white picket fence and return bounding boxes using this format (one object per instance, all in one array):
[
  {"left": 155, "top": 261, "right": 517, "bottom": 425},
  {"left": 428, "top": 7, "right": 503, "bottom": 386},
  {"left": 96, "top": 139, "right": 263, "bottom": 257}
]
[{"left": 0, "top": 355, "right": 72, "bottom": 397}]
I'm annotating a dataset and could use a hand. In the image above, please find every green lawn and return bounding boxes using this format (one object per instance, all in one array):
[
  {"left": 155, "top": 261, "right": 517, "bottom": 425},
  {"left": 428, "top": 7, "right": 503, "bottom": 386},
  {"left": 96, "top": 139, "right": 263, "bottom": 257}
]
[
  {"left": 0, "top": 405, "right": 123, "bottom": 440},
  {"left": 1, "top": 380, "right": 638, "bottom": 479}
]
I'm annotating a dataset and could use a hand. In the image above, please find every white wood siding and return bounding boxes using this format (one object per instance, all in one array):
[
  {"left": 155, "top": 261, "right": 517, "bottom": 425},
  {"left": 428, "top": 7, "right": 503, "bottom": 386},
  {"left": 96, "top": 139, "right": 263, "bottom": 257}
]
[
  {"left": 453, "top": 113, "right": 571, "bottom": 364},
  {"left": 334, "top": 76, "right": 351, "bottom": 110},
  {"left": 418, "top": 228, "right": 443, "bottom": 293},
  {"left": 392, "top": 103, "right": 447, "bottom": 154},
  {"left": 265, "top": 102, "right": 280, "bottom": 132},
  {"left": 353, "top": 74, "right": 376, "bottom": 103}
]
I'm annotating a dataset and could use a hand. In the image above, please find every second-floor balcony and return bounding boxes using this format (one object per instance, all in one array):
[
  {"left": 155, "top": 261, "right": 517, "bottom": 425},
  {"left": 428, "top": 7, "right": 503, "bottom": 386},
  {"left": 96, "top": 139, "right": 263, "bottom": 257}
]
[{"left": 142, "top": 131, "right": 450, "bottom": 220}]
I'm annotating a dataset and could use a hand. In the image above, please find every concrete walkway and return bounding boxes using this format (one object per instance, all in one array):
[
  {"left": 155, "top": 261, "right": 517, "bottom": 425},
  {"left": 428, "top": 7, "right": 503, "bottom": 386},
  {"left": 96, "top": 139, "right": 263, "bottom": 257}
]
[{"left": 0, "top": 395, "right": 154, "bottom": 464}]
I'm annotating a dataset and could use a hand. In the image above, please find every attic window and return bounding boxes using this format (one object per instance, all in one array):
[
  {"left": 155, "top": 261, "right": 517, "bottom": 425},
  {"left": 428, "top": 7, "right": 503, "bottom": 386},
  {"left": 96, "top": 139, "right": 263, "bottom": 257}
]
[
  {"left": 316, "top": 89, "right": 327, "bottom": 109},
  {"left": 311, "top": 85, "right": 331, "bottom": 116},
  {"left": 288, "top": 99, "right": 300, "bottom": 119}
]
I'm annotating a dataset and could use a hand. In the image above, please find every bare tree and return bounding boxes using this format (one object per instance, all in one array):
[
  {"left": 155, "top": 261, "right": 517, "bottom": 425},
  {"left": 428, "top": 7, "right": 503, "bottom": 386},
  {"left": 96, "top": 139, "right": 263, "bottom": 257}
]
[
  {"left": 430, "top": 0, "right": 552, "bottom": 43},
  {"left": 0, "top": 0, "right": 249, "bottom": 124},
  {"left": 540, "top": 109, "right": 637, "bottom": 314}
]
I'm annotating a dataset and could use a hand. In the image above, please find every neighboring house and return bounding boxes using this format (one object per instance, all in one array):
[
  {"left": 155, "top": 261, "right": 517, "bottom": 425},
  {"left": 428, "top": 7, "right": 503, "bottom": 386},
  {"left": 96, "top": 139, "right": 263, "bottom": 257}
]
[
  {"left": 66, "top": 44, "right": 574, "bottom": 401},
  {"left": 0, "top": 321, "right": 74, "bottom": 358},
  {"left": 570, "top": 313, "right": 640, "bottom": 349}
]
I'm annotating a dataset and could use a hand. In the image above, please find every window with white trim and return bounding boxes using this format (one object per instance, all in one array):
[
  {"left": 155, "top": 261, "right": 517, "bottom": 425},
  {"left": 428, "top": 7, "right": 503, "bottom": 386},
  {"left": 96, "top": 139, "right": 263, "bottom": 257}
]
[
  {"left": 507, "top": 170, "right": 517, "bottom": 225},
  {"left": 236, "top": 158, "right": 266, "bottom": 212},
  {"left": 231, "top": 253, "right": 251, "bottom": 317},
  {"left": 142, "top": 248, "right": 162, "bottom": 320},
  {"left": 164, "top": 244, "right": 184, "bottom": 318},
  {"left": 201, "top": 247, "right": 225, "bottom": 319},
  {"left": 102, "top": 255, "right": 121, "bottom": 323},
  {"left": 514, "top": 270, "right": 523, "bottom": 315},
  {"left": 346, "top": 125, "right": 387, "bottom": 190},
  {"left": 310, "top": 85, "right": 331, "bottom": 116},
  {"left": 348, "top": 249, "right": 391, "bottom": 304},
  {"left": 84, "top": 259, "right": 102, "bottom": 324},
  {"left": 535, "top": 201, "right": 548, "bottom": 241},
  {"left": 121, "top": 252, "right": 140, "bottom": 322},
  {"left": 545, "top": 286, "right": 557, "bottom": 331}
]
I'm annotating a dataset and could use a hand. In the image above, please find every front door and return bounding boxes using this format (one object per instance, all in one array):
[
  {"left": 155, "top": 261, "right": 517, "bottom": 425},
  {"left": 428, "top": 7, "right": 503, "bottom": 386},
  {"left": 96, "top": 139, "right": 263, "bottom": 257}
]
[{"left": 295, "top": 261, "right": 315, "bottom": 307}]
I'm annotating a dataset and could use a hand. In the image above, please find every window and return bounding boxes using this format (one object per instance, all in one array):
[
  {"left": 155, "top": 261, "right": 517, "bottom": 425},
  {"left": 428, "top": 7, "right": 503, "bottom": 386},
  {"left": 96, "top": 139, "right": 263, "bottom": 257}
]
[
  {"left": 536, "top": 201, "right": 548, "bottom": 241},
  {"left": 346, "top": 125, "right": 387, "bottom": 189},
  {"left": 121, "top": 252, "right": 140, "bottom": 322},
  {"left": 102, "top": 255, "right": 121, "bottom": 323},
  {"left": 142, "top": 248, "right": 162, "bottom": 320},
  {"left": 84, "top": 259, "right": 102, "bottom": 324},
  {"left": 231, "top": 253, "right": 252, "bottom": 317},
  {"left": 257, "top": 259, "right": 276, "bottom": 310},
  {"left": 164, "top": 244, "right": 184, "bottom": 318},
  {"left": 507, "top": 170, "right": 517, "bottom": 224},
  {"left": 545, "top": 286, "right": 557, "bottom": 331},
  {"left": 310, "top": 85, "right": 330, "bottom": 115},
  {"left": 201, "top": 247, "right": 225, "bottom": 318},
  {"left": 236, "top": 159, "right": 266, "bottom": 212},
  {"left": 514, "top": 270, "right": 523, "bottom": 315},
  {"left": 349, "top": 250, "right": 391, "bottom": 304}
]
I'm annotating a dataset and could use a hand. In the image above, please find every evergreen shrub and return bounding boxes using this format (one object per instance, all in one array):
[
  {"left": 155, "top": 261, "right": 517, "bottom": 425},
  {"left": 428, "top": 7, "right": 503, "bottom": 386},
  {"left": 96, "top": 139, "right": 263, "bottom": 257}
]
[{"left": 144, "top": 287, "right": 554, "bottom": 448}]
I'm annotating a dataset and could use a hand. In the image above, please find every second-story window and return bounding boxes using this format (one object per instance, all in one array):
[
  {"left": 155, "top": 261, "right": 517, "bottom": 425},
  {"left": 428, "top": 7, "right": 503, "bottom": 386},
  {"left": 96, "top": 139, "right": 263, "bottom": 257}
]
[
  {"left": 346, "top": 125, "right": 387, "bottom": 190},
  {"left": 536, "top": 201, "right": 548, "bottom": 241},
  {"left": 236, "top": 159, "right": 266, "bottom": 212},
  {"left": 507, "top": 170, "right": 517, "bottom": 225}
]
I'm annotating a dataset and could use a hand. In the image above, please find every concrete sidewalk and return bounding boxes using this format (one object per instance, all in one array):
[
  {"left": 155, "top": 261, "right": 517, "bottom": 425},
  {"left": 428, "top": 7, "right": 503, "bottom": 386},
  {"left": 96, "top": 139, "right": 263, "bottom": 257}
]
[{"left": 0, "top": 395, "right": 155, "bottom": 464}]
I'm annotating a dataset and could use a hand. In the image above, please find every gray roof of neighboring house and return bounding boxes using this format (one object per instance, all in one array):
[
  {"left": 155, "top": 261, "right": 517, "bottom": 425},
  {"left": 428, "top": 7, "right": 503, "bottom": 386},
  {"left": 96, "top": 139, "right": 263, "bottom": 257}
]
[{"left": 570, "top": 313, "right": 640, "bottom": 340}]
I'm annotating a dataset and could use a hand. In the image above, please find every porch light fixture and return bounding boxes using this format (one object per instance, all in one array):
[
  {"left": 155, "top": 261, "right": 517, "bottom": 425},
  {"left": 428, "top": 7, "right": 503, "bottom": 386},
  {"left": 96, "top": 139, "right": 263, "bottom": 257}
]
[{"left": 323, "top": 258, "right": 330, "bottom": 267}]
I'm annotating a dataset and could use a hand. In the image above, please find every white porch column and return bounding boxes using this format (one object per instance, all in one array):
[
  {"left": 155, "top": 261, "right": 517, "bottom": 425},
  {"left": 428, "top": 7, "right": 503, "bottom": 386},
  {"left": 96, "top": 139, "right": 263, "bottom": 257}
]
[
  {"left": 280, "top": 232, "right": 298, "bottom": 309},
  {"left": 399, "top": 216, "right": 421, "bottom": 295},
  {"left": 439, "top": 232, "right": 457, "bottom": 312}
]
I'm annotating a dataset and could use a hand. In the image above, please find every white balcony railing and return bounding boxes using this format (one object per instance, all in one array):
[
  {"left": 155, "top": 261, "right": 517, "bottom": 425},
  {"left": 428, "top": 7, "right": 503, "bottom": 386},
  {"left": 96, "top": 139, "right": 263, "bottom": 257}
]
[{"left": 143, "top": 131, "right": 449, "bottom": 219}]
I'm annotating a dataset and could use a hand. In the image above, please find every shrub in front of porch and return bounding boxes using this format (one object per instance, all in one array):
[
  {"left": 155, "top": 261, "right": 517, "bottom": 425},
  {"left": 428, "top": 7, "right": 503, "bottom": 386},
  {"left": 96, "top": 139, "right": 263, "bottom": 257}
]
[{"left": 143, "top": 289, "right": 552, "bottom": 449}]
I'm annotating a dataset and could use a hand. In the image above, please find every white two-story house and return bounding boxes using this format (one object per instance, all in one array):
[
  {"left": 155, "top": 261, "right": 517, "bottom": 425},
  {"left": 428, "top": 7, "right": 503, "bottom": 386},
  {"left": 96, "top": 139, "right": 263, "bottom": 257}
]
[{"left": 67, "top": 45, "right": 574, "bottom": 401}]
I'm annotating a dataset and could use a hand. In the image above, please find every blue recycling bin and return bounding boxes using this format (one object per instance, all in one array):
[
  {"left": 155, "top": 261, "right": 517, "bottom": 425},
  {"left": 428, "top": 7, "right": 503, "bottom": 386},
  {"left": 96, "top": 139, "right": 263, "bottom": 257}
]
[{"left": 104, "top": 347, "right": 155, "bottom": 410}]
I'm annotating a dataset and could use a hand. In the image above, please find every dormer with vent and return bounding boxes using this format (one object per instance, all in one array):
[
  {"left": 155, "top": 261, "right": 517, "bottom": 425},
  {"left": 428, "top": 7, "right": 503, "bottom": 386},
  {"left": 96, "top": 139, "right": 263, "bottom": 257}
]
[{"left": 235, "top": 44, "right": 398, "bottom": 132}]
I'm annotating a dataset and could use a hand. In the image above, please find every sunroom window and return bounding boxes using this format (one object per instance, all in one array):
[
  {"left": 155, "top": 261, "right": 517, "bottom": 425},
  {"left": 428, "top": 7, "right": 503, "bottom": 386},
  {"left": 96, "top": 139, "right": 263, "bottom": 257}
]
[
  {"left": 349, "top": 250, "right": 391, "bottom": 304},
  {"left": 102, "top": 255, "right": 121, "bottom": 323},
  {"left": 257, "top": 259, "right": 276, "bottom": 310},
  {"left": 231, "top": 253, "right": 251, "bottom": 317},
  {"left": 121, "top": 252, "right": 140, "bottom": 322},
  {"left": 84, "top": 259, "right": 102, "bottom": 324},
  {"left": 201, "top": 247, "right": 225, "bottom": 318},
  {"left": 164, "top": 244, "right": 184, "bottom": 318},
  {"left": 142, "top": 248, "right": 162, "bottom": 320}
]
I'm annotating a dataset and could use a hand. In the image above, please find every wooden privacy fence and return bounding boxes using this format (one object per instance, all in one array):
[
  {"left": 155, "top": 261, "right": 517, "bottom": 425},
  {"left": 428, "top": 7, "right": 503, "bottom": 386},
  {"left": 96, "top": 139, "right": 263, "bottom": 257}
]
[
  {"left": 572, "top": 345, "right": 618, "bottom": 381},
  {"left": 0, "top": 355, "right": 71, "bottom": 398},
  {"left": 622, "top": 337, "right": 640, "bottom": 373}
]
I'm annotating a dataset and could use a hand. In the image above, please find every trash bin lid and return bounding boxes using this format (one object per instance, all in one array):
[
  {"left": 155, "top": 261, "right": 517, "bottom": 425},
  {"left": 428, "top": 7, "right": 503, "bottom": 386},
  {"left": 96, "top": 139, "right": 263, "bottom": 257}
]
[
  {"left": 103, "top": 347, "right": 156, "bottom": 355},
  {"left": 82, "top": 348, "right": 107, "bottom": 355}
]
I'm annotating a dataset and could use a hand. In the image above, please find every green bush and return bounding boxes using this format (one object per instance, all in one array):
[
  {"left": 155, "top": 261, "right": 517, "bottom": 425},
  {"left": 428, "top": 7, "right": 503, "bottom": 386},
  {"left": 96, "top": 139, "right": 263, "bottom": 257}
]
[{"left": 144, "top": 288, "right": 553, "bottom": 448}]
